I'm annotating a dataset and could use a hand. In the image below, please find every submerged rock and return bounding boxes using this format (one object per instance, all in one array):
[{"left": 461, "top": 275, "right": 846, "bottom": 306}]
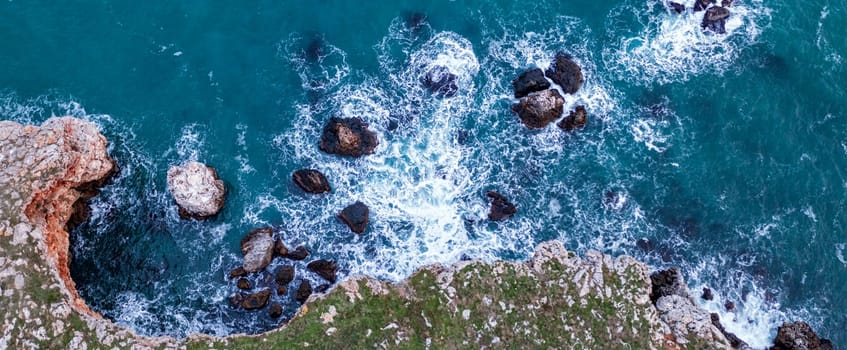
[
  {"left": 269, "top": 303, "right": 283, "bottom": 319},
  {"left": 421, "top": 65, "right": 458, "bottom": 98},
  {"left": 166, "top": 161, "right": 226, "bottom": 219},
  {"left": 296, "top": 280, "right": 313, "bottom": 303},
  {"left": 487, "top": 191, "right": 517, "bottom": 221},
  {"left": 236, "top": 278, "right": 251, "bottom": 290},
  {"left": 339, "top": 201, "right": 369, "bottom": 233},
  {"left": 650, "top": 268, "right": 689, "bottom": 303},
  {"left": 319, "top": 117, "right": 379, "bottom": 157},
  {"left": 241, "top": 289, "right": 271, "bottom": 310},
  {"left": 292, "top": 169, "right": 331, "bottom": 194},
  {"left": 558, "top": 105, "right": 588, "bottom": 131},
  {"left": 668, "top": 2, "right": 685, "bottom": 13},
  {"left": 285, "top": 245, "right": 310, "bottom": 260},
  {"left": 511, "top": 89, "right": 565, "bottom": 129},
  {"left": 240, "top": 227, "right": 275, "bottom": 273},
  {"left": 545, "top": 53, "right": 584, "bottom": 94},
  {"left": 771, "top": 321, "right": 833, "bottom": 350},
  {"left": 702, "top": 6, "right": 731, "bottom": 34},
  {"left": 307, "top": 259, "right": 338, "bottom": 283},
  {"left": 275, "top": 265, "right": 296, "bottom": 285},
  {"left": 512, "top": 68, "right": 551, "bottom": 98}
]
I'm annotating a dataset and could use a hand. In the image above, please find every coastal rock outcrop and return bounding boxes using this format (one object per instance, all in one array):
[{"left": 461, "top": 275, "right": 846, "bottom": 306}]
[
  {"left": 511, "top": 89, "right": 565, "bottom": 129},
  {"left": 339, "top": 201, "right": 369, "bottom": 233},
  {"left": 512, "top": 68, "right": 551, "bottom": 98},
  {"left": 771, "top": 322, "right": 834, "bottom": 350},
  {"left": 307, "top": 259, "right": 339, "bottom": 283},
  {"left": 240, "top": 227, "right": 275, "bottom": 273},
  {"left": 558, "top": 105, "right": 588, "bottom": 131},
  {"left": 545, "top": 53, "right": 584, "bottom": 94},
  {"left": 319, "top": 117, "right": 379, "bottom": 157},
  {"left": 242, "top": 289, "right": 271, "bottom": 310},
  {"left": 421, "top": 65, "right": 458, "bottom": 98},
  {"left": 702, "top": 6, "right": 731, "bottom": 34},
  {"left": 292, "top": 169, "right": 331, "bottom": 194},
  {"left": 487, "top": 191, "right": 517, "bottom": 221},
  {"left": 166, "top": 161, "right": 226, "bottom": 219}
]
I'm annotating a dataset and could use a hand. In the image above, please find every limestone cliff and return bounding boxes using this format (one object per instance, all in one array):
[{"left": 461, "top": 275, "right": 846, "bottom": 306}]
[{"left": 0, "top": 117, "right": 737, "bottom": 349}]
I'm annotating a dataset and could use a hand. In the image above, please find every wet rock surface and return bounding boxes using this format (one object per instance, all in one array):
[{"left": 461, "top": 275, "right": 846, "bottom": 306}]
[
  {"left": 166, "top": 161, "right": 226, "bottom": 219},
  {"left": 512, "top": 68, "right": 551, "bottom": 98},
  {"left": 285, "top": 245, "right": 310, "bottom": 260},
  {"left": 545, "top": 53, "right": 584, "bottom": 94},
  {"left": 487, "top": 191, "right": 517, "bottom": 221},
  {"left": 275, "top": 265, "right": 296, "bottom": 285},
  {"left": 296, "top": 280, "right": 313, "bottom": 303},
  {"left": 242, "top": 290, "right": 271, "bottom": 310},
  {"left": 771, "top": 322, "right": 833, "bottom": 350},
  {"left": 292, "top": 169, "right": 331, "bottom": 194},
  {"left": 307, "top": 259, "right": 339, "bottom": 283},
  {"left": 702, "top": 6, "right": 731, "bottom": 34},
  {"left": 240, "top": 227, "right": 275, "bottom": 273},
  {"left": 650, "top": 268, "right": 689, "bottom": 303},
  {"left": 339, "top": 201, "right": 369, "bottom": 233},
  {"left": 421, "top": 65, "right": 458, "bottom": 98},
  {"left": 319, "top": 117, "right": 379, "bottom": 157},
  {"left": 511, "top": 89, "right": 565, "bottom": 129},
  {"left": 558, "top": 105, "right": 588, "bottom": 131}
]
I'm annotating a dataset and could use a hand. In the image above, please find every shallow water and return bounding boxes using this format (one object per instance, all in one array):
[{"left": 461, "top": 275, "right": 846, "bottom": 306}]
[{"left": 1, "top": 0, "right": 845, "bottom": 346}]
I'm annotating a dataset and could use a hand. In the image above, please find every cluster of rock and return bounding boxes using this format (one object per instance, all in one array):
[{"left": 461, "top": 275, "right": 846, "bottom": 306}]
[
  {"left": 511, "top": 53, "right": 588, "bottom": 131},
  {"left": 667, "top": 0, "right": 735, "bottom": 34}
]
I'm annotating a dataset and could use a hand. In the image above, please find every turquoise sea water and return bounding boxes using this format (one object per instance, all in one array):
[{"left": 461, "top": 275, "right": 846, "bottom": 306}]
[{"left": 1, "top": 0, "right": 845, "bottom": 346}]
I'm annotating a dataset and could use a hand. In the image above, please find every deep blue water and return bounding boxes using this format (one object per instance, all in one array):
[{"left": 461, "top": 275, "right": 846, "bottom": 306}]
[{"left": 1, "top": 0, "right": 845, "bottom": 347}]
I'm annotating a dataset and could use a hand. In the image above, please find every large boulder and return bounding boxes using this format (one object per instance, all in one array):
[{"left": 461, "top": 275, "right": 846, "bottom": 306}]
[
  {"left": 275, "top": 265, "right": 296, "bottom": 285},
  {"left": 339, "top": 201, "right": 369, "bottom": 233},
  {"left": 545, "top": 54, "right": 584, "bottom": 94},
  {"left": 319, "top": 117, "right": 379, "bottom": 157},
  {"left": 702, "top": 6, "right": 731, "bottom": 34},
  {"left": 650, "top": 268, "right": 689, "bottom": 304},
  {"left": 558, "top": 105, "right": 588, "bottom": 131},
  {"left": 307, "top": 259, "right": 338, "bottom": 283},
  {"left": 421, "top": 65, "right": 458, "bottom": 98},
  {"left": 285, "top": 245, "right": 310, "bottom": 260},
  {"left": 295, "top": 279, "right": 313, "bottom": 303},
  {"left": 241, "top": 289, "right": 271, "bottom": 310},
  {"left": 512, "top": 89, "right": 564, "bottom": 129},
  {"left": 512, "top": 68, "right": 551, "bottom": 98},
  {"left": 292, "top": 169, "right": 331, "bottom": 194},
  {"left": 487, "top": 191, "right": 517, "bottom": 221},
  {"left": 166, "top": 161, "right": 226, "bottom": 219},
  {"left": 240, "top": 227, "right": 275, "bottom": 273},
  {"left": 771, "top": 322, "right": 834, "bottom": 350}
]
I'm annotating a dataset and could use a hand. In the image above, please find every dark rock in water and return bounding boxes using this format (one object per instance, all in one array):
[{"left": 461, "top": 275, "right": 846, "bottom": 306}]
[
  {"left": 725, "top": 301, "right": 735, "bottom": 311},
  {"left": 236, "top": 278, "right": 252, "bottom": 290},
  {"left": 315, "top": 284, "right": 331, "bottom": 293},
  {"left": 228, "top": 267, "right": 248, "bottom": 279},
  {"left": 241, "top": 289, "right": 271, "bottom": 310},
  {"left": 487, "top": 191, "right": 517, "bottom": 221},
  {"left": 269, "top": 303, "right": 283, "bottom": 319},
  {"left": 710, "top": 313, "right": 749, "bottom": 349},
  {"left": 604, "top": 191, "right": 627, "bottom": 210},
  {"left": 511, "top": 89, "right": 565, "bottom": 129},
  {"left": 339, "top": 201, "right": 369, "bottom": 233},
  {"left": 240, "top": 227, "right": 275, "bottom": 273},
  {"left": 457, "top": 130, "right": 469, "bottom": 145},
  {"left": 421, "top": 65, "right": 458, "bottom": 98},
  {"left": 285, "top": 245, "right": 310, "bottom": 260},
  {"left": 668, "top": 2, "right": 685, "bottom": 13},
  {"left": 636, "top": 238, "right": 654, "bottom": 252},
  {"left": 721, "top": 0, "right": 734, "bottom": 7},
  {"left": 558, "top": 105, "right": 588, "bottom": 131},
  {"left": 275, "top": 265, "right": 296, "bottom": 285},
  {"left": 292, "top": 169, "right": 331, "bottom": 194},
  {"left": 772, "top": 322, "right": 833, "bottom": 350},
  {"left": 319, "top": 117, "right": 379, "bottom": 157},
  {"left": 405, "top": 12, "right": 428, "bottom": 31},
  {"left": 694, "top": 0, "right": 716, "bottom": 11},
  {"left": 702, "top": 6, "right": 731, "bottom": 34},
  {"left": 460, "top": 254, "right": 472, "bottom": 261},
  {"left": 305, "top": 35, "right": 323, "bottom": 62},
  {"left": 512, "top": 68, "right": 551, "bottom": 98},
  {"left": 276, "top": 285, "right": 287, "bottom": 295},
  {"left": 650, "top": 268, "right": 689, "bottom": 304},
  {"left": 307, "top": 259, "right": 338, "bottom": 283},
  {"left": 228, "top": 293, "right": 245, "bottom": 308},
  {"left": 387, "top": 119, "right": 399, "bottom": 131},
  {"left": 274, "top": 238, "right": 288, "bottom": 257},
  {"left": 545, "top": 53, "right": 584, "bottom": 94},
  {"left": 296, "top": 280, "right": 313, "bottom": 303},
  {"left": 701, "top": 287, "right": 714, "bottom": 301}
]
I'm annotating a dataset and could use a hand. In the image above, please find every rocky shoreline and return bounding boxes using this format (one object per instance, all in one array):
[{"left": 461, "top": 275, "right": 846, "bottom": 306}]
[{"left": 0, "top": 118, "right": 832, "bottom": 349}]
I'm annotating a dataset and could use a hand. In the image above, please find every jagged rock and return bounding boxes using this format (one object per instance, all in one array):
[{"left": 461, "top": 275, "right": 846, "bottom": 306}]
[
  {"left": 241, "top": 290, "right": 271, "bottom": 310},
  {"left": 240, "top": 227, "right": 275, "bottom": 273},
  {"left": 319, "top": 117, "right": 379, "bottom": 157},
  {"left": 236, "top": 278, "right": 252, "bottom": 290},
  {"left": 702, "top": 6, "right": 731, "bottom": 34},
  {"left": 650, "top": 268, "right": 689, "bottom": 303},
  {"left": 545, "top": 53, "right": 584, "bottom": 94},
  {"left": 512, "top": 68, "right": 551, "bottom": 98},
  {"left": 669, "top": 2, "right": 685, "bottom": 13},
  {"left": 166, "top": 161, "right": 226, "bottom": 219},
  {"left": 269, "top": 303, "right": 283, "bottom": 318},
  {"left": 771, "top": 321, "right": 833, "bottom": 350},
  {"left": 275, "top": 265, "right": 296, "bottom": 285},
  {"left": 702, "top": 287, "right": 714, "bottom": 301},
  {"left": 711, "top": 313, "right": 749, "bottom": 349},
  {"left": 292, "top": 169, "right": 331, "bottom": 194},
  {"left": 307, "top": 259, "right": 338, "bottom": 283},
  {"left": 274, "top": 238, "right": 288, "bottom": 257},
  {"left": 339, "top": 201, "right": 369, "bottom": 233},
  {"left": 285, "top": 245, "right": 310, "bottom": 260},
  {"left": 421, "top": 65, "right": 458, "bottom": 98},
  {"left": 228, "top": 267, "right": 247, "bottom": 279},
  {"left": 694, "top": 0, "right": 716, "bottom": 11},
  {"left": 296, "top": 280, "right": 313, "bottom": 303},
  {"left": 511, "top": 89, "right": 565, "bottom": 129},
  {"left": 487, "top": 191, "right": 517, "bottom": 221},
  {"left": 558, "top": 105, "right": 588, "bottom": 131}
]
